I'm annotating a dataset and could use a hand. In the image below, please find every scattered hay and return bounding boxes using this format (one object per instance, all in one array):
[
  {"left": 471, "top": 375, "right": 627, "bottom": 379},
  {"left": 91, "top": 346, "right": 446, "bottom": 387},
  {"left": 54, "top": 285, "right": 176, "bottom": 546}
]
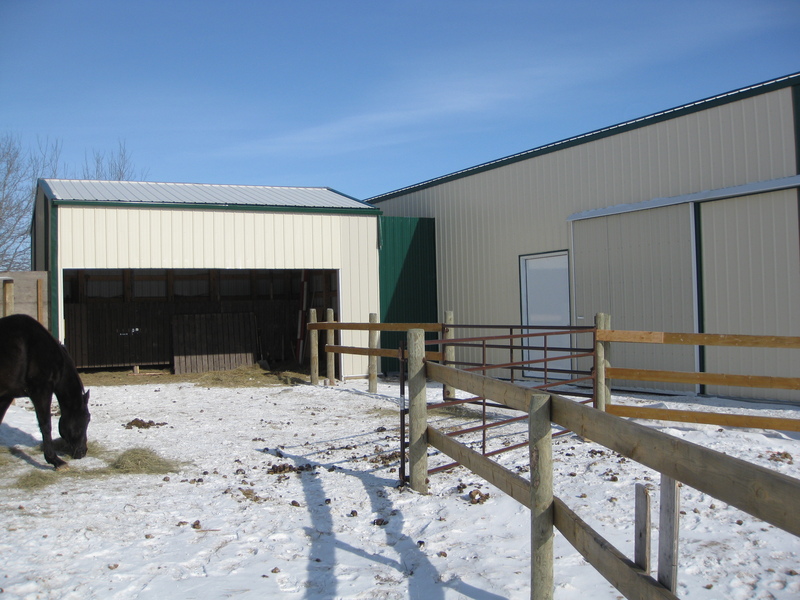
[
  {"left": 15, "top": 469, "right": 59, "bottom": 490},
  {"left": 109, "top": 447, "right": 179, "bottom": 474},
  {"left": 42, "top": 440, "right": 112, "bottom": 461},
  {"left": 8, "top": 446, "right": 178, "bottom": 489},
  {"left": 80, "top": 363, "right": 310, "bottom": 388}
]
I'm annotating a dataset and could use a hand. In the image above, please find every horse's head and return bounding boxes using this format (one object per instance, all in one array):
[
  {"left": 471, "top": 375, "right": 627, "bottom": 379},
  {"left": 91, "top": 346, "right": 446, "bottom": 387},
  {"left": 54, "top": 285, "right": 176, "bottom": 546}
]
[{"left": 58, "top": 389, "right": 91, "bottom": 459}]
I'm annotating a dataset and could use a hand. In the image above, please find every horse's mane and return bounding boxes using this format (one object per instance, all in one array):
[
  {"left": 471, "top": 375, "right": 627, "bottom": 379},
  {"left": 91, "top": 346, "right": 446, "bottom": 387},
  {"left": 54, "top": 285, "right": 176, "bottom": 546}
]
[{"left": 55, "top": 342, "right": 85, "bottom": 397}]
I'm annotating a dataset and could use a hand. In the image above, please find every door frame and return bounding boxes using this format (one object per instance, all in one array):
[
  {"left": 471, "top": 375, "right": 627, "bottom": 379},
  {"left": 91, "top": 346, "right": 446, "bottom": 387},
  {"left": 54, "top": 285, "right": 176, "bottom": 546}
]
[{"left": 518, "top": 250, "right": 571, "bottom": 379}]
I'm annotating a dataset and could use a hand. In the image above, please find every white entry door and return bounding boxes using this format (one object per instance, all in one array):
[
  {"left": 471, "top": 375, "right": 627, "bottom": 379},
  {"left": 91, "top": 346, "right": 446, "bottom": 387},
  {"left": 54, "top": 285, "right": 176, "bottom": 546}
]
[{"left": 519, "top": 251, "right": 571, "bottom": 380}]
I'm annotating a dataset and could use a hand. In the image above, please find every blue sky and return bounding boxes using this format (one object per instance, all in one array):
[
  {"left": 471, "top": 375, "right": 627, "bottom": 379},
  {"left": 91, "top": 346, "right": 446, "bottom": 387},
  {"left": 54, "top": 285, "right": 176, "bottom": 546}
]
[{"left": 1, "top": 1, "right": 799, "bottom": 200}]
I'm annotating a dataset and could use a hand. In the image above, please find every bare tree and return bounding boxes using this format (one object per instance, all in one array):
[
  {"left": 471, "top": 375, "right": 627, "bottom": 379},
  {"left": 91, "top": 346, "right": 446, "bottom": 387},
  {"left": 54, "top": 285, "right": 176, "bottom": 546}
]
[
  {"left": 82, "top": 139, "right": 148, "bottom": 181},
  {"left": 0, "top": 134, "right": 146, "bottom": 271},
  {"left": 0, "top": 134, "right": 62, "bottom": 271}
]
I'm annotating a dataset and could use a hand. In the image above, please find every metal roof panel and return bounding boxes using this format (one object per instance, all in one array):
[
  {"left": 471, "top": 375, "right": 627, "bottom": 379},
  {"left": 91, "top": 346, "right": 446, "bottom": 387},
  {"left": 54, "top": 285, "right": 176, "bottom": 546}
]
[{"left": 40, "top": 180, "right": 374, "bottom": 210}]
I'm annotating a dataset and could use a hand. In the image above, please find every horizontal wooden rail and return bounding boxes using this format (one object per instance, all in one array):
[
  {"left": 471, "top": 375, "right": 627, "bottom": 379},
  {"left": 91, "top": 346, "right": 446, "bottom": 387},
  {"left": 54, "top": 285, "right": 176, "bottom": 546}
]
[
  {"left": 554, "top": 497, "right": 678, "bottom": 600},
  {"left": 325, "top": 344, "right": 442, "bottom": 362},
  {"left": 606, "top": 405, "right": 800, "bottom": 432},
  {"left": 549, "top": 392, "right": 800, "bottom": 537},
  {"left": 427, "top": 361, "right": 531, "bottom": 412},
  {"left": 608, "top": 367, "right": 800, "bottom": 390},
  {"left": 427, "top": 425, "right": 531, "bottom": 506},
  {"left": 308, "top": 321, "right": 442, "bottom": 332},
  {"left": 424, "top": 366, "right": 680, "bottom": 600},
  {"left": 428, "top": 362, "right": 800, "bottom": 536},
  {"left": 597, "top": 329, "right": 800, "bottom": 349}
]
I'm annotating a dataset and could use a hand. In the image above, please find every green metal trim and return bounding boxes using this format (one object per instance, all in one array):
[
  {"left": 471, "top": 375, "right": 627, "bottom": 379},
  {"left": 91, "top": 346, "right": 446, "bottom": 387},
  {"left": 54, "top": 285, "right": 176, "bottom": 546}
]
[
  {"left": 793, "top": 85, "right": 800, "bottom": 175},
  {"left": 48, "top": 203, "right": 59, "bottom": 338},
  {"left": 692, "top": 202, "right": 705, "bottom": 394},
  {"left": 51, "top": 199, "right": 381, "bottom": 216},
  {"left": 370, "top": 72, "right": 800, "bottom": 204}
]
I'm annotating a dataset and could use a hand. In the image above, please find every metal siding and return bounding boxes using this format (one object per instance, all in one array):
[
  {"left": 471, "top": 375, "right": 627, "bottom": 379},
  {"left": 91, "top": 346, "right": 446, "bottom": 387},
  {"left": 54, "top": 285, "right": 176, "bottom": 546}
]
[
  {"left": 338, "top": 216, "right": 380, "bottom": 376},
  {"left": 377, "top": 88, "right": 796, "bottom": 339},
  {"left": 378, "top": 217, "right": 438, "bottom": 371},
  {"left": 572, "top": 204, "right": 697, "bottom": 392},
  {"left": 56, "top": 206, "right": 377, "bottom": 376},
  {"left": 700, "top": 190, "right": 800, "bottom": 402}
]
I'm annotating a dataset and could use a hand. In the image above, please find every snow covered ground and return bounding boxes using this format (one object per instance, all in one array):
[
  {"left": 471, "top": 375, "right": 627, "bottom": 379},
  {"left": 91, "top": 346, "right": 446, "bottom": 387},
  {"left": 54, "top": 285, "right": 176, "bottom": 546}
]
[{"left": 1, "top": 377, "right": 798, "bottom": 599}]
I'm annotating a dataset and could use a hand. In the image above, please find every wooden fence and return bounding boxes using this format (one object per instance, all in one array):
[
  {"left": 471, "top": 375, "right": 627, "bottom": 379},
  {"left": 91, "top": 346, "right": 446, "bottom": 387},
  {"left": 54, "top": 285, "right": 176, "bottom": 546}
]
[
  {"left": 309, "top": 316, "right": 800, "bottom": 598},
  {"left": 0, "top": 272, "right": 48, "bottom": 325},
  {"left": 593, "top": 313, "right": 800, "bottom": 432},
  {"left": 405, "top": 329, "right": 800, "bottom": 600}
]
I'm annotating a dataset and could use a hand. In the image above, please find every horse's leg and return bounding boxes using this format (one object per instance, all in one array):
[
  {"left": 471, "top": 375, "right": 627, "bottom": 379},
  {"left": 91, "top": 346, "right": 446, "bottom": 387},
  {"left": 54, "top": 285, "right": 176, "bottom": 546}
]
[
  {"left": 31, "top": 390, "right": 67, "bottom": 470},
  {"left": 0, "top": 394, "right": 13, "bottom": 423}
]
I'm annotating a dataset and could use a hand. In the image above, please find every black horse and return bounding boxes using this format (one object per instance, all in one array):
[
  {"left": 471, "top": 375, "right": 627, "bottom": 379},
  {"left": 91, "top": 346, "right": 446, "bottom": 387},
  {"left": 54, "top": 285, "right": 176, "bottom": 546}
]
[{"left": 0, "top": 314, "right": 90, "bottom": 469}]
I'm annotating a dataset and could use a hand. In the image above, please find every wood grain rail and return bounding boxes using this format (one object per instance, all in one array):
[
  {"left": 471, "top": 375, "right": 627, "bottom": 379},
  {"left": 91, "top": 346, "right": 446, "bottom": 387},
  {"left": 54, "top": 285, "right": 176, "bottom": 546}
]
[
  {"left": 606, "top": 405, "right": 800, "bottom": 432},
  {"left": 607, "top": 367, "right": 800, "bottom": 390},
  {"left": 597, "top": 329, "right": 800, "bottom": 349}
]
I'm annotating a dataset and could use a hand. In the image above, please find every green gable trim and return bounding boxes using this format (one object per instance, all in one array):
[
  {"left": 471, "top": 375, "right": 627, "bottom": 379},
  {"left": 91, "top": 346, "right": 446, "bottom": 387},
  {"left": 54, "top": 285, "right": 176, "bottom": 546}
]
[
  {"left": 49, "top": 203, "right": 59, "bottom": 338},
  {"left": 793, "top": 85, "right": 800, "bottom": 175}
]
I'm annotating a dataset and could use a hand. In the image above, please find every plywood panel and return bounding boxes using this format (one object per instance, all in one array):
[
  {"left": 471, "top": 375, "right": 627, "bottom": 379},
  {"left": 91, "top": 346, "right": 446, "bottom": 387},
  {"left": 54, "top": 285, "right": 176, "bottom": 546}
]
[{"left": 172, "top": 312, "right": 257, "bottom": 374}]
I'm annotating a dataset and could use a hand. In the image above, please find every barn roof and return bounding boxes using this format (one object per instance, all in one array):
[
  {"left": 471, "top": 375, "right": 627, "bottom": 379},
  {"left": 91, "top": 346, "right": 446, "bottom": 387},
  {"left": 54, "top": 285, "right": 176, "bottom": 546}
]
[{"left": 40, "top": 179, "right": 377, "bottom": 212}]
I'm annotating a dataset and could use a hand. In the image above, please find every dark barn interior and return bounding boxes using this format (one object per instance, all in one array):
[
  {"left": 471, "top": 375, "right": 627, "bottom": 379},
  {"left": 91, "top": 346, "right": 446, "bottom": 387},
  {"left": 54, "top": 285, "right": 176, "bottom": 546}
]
[{"left": 63, "top": 268, "right": 338, "bottom": 373}]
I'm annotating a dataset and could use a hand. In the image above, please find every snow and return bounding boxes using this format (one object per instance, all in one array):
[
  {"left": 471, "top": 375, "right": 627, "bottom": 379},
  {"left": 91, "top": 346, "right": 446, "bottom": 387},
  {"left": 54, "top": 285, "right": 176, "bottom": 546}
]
[{"left": 1, "top": 377, "right": 799, "bottom": 599}]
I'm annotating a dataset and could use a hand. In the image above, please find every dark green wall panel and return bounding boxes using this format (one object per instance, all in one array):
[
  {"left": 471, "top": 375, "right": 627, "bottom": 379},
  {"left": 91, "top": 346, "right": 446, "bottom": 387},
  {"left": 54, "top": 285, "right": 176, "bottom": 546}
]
[{"left": 378, "top": 216, "right": 437, "bottom": 373}]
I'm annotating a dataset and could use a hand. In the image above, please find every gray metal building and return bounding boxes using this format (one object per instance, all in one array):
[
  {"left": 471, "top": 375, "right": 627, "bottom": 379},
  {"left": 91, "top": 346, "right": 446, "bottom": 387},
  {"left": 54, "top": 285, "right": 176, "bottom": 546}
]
[{"left": 370, "top": 73, "right": 800, "bottom": 402}]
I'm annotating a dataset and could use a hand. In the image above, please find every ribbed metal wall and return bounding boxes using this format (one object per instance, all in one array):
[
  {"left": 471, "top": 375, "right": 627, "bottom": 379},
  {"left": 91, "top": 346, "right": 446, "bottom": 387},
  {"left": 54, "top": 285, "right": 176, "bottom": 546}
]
[
  {"left": 572, "top": 204, "right": 697, "bottom": 392},
  {"left": 376, "top": 87, "right": 800, "bottom": 398},
  {"left": 700, "top": 190, "right": 800, "bottom": 402},
  {"left": 377, "top": 88, "right": 796, "bottom": 334}
]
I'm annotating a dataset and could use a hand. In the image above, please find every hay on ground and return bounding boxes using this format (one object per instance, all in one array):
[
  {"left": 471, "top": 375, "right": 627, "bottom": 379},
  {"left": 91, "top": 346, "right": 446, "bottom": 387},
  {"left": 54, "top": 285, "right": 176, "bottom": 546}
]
[{"left": 109, "top": 447, "right": 179, "bottom": 474}]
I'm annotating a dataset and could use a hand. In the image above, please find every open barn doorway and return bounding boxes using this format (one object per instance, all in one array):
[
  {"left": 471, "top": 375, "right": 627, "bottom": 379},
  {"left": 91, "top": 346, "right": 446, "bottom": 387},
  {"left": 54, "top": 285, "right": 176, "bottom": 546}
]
[{"left": 62, "top": 268, "right": 339, "bottom": 373}]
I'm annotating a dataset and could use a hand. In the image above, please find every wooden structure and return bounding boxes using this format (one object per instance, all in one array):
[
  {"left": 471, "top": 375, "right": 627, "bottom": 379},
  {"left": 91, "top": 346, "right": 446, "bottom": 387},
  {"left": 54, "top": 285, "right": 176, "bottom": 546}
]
[
  {"left": 405, "top": 330, "right": 800, "bottom": 600},
  {"left": 593, "top": 316, "right": 800, "bottom": 431},
  {"left": 171, "top": 312, "right": 258, "bottom": 374},
  {"left": 310, "top": 315, "right": 800, "bottom": 596},
  {"left": 0, "top": 272, "right": 48, "bottom": 325}
]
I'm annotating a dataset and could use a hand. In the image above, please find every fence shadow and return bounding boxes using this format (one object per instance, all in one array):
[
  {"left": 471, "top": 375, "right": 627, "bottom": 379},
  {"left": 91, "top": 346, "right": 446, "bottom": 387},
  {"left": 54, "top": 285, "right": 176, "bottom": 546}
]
[{"left": 276, "top": 446, "right": 507, "bottom": 600}]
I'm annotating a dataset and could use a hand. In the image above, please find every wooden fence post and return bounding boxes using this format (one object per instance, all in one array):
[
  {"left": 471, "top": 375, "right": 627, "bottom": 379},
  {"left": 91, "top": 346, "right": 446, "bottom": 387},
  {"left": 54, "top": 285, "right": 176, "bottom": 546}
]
[
  {"left": 368, "top": 313, "right": 379, "bottom": 393},
  {"left": 658, "top": 475, "right": 680, "bottom": 593},
  {"left": 443, "top": 310, "right": 455, "bottom": 399},
  {"left": 408, "top": 328, "right": 428, "bottom": 494},
  {"left": 309, "top": 309, "right": 319, "bottom": 385},
  {"left": 3, "top": 280, "right": 14, "bottom": 317},
  {"left": 594, "top": 313, "right": 611, "bottom": 410},
  {"left": 326, "top": 308, "right": 336, "bottom": 385},
  {"left": 634, "top": 483, "right": 651, "bottom": 574},
  {"left": 530, "top": 392, "right": 553, "bottom": 600},
  {"left": 37, "top": 278, "right": 44, "bottom": 324}
]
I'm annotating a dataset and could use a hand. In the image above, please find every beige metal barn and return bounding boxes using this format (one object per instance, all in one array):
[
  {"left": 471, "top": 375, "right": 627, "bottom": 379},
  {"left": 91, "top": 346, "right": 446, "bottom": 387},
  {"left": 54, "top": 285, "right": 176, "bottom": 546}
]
[
  {"left": 370, "top": 73, "right": 800, "bottom": 402},
  {"left": 31, "top": 180, "right": 381, "bottom": 376}
]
